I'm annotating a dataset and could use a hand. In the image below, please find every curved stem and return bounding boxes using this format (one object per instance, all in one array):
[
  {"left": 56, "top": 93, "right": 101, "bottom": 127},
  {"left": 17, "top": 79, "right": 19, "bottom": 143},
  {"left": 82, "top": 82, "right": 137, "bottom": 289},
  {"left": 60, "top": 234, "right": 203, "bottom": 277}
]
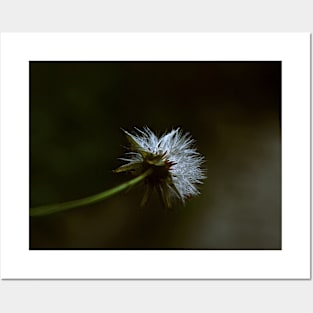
[{"left": 30, "top": 169, "right": 153, "bottom": 217}]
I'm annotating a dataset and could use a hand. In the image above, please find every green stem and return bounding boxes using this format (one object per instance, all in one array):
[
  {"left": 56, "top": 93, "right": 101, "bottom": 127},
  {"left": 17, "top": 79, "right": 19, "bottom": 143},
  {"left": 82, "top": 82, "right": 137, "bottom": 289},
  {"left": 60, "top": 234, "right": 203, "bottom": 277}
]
[{"left": 30, "top": 169, "right": 153, "bottom": 217}]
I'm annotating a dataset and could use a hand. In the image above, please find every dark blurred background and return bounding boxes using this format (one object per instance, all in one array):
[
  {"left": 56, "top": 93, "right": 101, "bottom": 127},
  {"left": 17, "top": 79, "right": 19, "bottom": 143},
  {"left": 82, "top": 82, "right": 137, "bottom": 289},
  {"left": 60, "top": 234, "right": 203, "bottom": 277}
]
[{"left": 30, "top": 61, "right": 281, "bottom": 249}]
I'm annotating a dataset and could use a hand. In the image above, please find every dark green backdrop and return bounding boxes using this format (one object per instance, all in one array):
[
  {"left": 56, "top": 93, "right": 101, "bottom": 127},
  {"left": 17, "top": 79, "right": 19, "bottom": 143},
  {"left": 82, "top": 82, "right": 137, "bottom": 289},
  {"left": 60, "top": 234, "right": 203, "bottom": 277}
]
[{"left": 30, "top": 61, "right": 281, "bottom": 249}]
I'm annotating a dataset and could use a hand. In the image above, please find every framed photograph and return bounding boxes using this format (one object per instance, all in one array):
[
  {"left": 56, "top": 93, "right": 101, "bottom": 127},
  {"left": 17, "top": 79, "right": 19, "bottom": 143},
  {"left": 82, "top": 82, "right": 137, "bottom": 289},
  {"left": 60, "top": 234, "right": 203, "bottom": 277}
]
[{"left": 0, "top": 33, "right": 310, "bottom": 279}]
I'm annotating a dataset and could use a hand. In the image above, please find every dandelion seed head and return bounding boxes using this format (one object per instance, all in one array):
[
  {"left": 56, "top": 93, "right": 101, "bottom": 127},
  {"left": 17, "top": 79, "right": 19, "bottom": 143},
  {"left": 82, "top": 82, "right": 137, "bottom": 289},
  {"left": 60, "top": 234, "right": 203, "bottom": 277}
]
[{"left": 115, "top": 127, "right": 206, "bottom": 207}]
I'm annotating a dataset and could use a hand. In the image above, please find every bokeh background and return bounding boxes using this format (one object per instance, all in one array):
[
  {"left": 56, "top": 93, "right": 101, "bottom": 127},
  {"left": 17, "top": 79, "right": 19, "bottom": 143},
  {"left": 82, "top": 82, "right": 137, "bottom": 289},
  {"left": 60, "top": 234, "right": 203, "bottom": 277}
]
[{"left": 30, "top": 61, "right": 281, "bottom": 249}]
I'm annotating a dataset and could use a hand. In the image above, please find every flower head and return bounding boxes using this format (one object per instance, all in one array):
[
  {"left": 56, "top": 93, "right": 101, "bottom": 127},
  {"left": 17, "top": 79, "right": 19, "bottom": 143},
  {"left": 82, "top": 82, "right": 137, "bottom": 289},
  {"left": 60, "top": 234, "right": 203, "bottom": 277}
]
[{"left": 115, "top": 127, "right": 206, "bottom": 207}]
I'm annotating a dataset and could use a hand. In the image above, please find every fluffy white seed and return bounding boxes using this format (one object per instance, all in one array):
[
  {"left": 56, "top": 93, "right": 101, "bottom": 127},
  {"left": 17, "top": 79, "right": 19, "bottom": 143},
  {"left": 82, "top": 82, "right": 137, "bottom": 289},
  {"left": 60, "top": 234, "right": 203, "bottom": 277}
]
[{"left": 116, "top": 127, "right": 206, "bottom": 206}]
